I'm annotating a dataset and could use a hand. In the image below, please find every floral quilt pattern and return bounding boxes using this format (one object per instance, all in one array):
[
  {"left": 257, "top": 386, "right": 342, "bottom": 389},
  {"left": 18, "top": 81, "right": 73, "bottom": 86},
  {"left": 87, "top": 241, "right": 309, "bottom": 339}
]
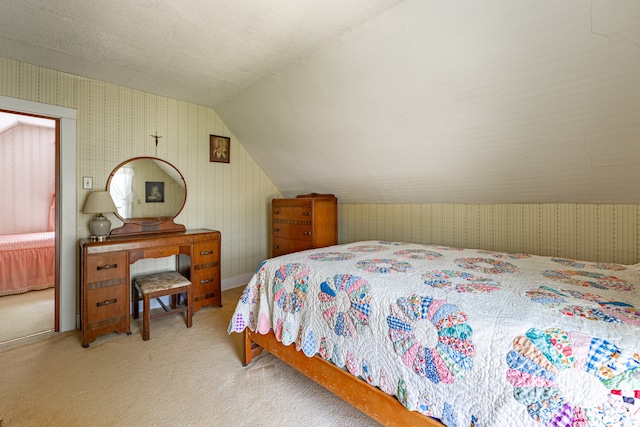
[{"left": 229, "top": 241, "right": 640, "bottom": 426}]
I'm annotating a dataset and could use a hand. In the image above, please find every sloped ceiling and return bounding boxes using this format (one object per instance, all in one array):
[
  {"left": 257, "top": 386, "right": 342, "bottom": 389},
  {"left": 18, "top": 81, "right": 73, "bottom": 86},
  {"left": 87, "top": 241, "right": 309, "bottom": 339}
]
[
  {"left": 217, "top": 0, "right": 640, "bottom": 203},
  {"left": 1, "top": 0, "right": 639, "bottom": 204},
  {"left": 0, "top": 0, "right": 402, "bottom": 107}
]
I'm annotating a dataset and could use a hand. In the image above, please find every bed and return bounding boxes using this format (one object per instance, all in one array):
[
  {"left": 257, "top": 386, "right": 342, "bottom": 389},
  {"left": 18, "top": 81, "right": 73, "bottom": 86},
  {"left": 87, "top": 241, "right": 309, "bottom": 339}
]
[
  {"left": 228, "top": 240, "right": 640, "bottom": 426},
  {"left": 0, "top": 231, "right": 55, "bottom": 296}
]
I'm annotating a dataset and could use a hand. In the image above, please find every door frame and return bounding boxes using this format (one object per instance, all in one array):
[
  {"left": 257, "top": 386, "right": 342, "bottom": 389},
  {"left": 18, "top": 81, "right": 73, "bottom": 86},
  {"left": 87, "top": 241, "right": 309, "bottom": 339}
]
[{"left": 1, "top": 96, "right": 77, "bottom": 332}]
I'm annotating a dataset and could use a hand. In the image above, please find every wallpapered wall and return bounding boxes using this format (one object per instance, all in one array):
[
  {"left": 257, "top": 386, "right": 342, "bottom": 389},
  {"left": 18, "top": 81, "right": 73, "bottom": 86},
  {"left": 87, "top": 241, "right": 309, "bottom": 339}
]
[
  {"left": 2, "top": 55, "right": 639, "bottom": 294},
  {"left": 0, "top": 56, "right": 281, "bottom": 285},
  {"left": 340, "top": 203, "right": 640, "bottom": 265}
]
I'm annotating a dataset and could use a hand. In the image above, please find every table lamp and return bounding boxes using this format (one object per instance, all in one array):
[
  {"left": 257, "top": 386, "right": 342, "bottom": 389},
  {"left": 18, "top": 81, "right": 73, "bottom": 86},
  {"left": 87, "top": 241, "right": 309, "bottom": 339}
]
[{"left": 83, "top": 191, "right": 117, "bottom": 241}]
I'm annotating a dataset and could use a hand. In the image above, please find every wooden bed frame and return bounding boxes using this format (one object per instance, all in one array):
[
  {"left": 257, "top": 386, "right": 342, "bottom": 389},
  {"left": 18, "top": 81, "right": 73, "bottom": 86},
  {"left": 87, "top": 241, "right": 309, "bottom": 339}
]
[{"left": 243, "top": 329, "right": 444, "bottom": 427}]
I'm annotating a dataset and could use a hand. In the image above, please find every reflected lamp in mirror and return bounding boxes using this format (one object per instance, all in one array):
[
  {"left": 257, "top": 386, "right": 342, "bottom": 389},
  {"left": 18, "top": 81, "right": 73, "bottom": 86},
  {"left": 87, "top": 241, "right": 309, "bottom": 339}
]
[{"left": 83, "top": 191, "right": 117, "bottom": 241}]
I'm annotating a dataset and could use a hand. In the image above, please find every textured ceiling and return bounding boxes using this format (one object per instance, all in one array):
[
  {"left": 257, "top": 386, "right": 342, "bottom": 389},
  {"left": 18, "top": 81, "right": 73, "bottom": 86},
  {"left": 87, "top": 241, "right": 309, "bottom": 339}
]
[
  {"left": 0, "top": 0, "right": 403, "bottom": 107},
  {"left": 2, "top": 0, "right": 640, "bottom": 204},
  {"left": 216, "top": 0, "right": 640, "bottom": 203}
]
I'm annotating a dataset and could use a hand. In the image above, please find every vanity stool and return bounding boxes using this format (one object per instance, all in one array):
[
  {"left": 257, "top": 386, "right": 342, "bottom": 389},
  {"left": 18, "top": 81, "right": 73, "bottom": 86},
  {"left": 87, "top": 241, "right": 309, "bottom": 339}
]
[{"left": 132, "top": 270, "right": 193, "bottom": 341}]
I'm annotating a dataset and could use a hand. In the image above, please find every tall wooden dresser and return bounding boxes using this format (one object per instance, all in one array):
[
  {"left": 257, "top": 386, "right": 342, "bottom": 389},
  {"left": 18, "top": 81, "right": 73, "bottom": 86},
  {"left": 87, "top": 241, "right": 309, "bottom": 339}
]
[
  {"left": 271, "top": 193, "right": 338, "bottom": 257},
  {"left": 80, "top": 229, "right": 221, "bottom": 347}
]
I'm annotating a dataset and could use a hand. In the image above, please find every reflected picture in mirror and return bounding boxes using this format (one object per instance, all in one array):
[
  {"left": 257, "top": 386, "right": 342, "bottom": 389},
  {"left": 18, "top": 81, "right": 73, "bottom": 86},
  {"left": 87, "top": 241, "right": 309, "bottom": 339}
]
[
  {"left": 145, "top": 181, "right": 164, "bottom": 203},
  {"left": 106, "top": 157, "right": 186, "bottom": 236}
]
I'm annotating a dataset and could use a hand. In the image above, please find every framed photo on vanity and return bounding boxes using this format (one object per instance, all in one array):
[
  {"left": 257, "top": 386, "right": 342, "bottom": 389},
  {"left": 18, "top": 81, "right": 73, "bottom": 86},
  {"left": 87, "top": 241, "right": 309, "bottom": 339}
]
[{"left": 210, "top": 135, "right": 230, "bottom": 163}]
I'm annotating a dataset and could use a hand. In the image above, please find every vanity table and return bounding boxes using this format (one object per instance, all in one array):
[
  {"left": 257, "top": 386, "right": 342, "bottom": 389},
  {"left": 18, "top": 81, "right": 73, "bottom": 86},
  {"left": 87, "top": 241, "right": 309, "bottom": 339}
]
[
  {"left": 80, "top": 156, "right": 221, "bottom": 347},
  {"left": 80, "top": 229, "right": 221, "bottom": 347}
]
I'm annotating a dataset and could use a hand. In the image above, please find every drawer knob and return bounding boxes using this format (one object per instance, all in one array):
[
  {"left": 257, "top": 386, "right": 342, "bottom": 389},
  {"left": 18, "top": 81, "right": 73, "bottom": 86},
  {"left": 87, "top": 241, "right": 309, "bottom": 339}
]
[
  {"left": 274, "top": 228, "right": 280, "bottom": 232},
  {"left": 274, "top": 245, "right": 280, "bottom": 249},
  {"left": 97, "top": 298, "right": 117, "bottom": 307},
  {"left": 274, "top": 210, "right": 280, "bottom": 215},
  {"left": 302, "top": 212, "right": 310, "bottom": 216},
  {"left": 200, "top": 278, "right": 213, "bottom": 284},
  {"left": 97, "top": 263, "right": 118, "bottom": 270},
  {"left": 303, "top": 231, "right": 311, "bottom": 235},
  {"left": 200, "top": 250, "right": 213, "bottom": 255}
]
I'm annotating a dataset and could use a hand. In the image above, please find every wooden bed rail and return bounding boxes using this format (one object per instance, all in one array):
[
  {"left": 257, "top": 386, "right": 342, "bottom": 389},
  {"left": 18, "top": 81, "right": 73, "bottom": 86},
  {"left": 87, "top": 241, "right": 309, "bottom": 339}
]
[{"left": 243, "top": 329, "right": 444, "bottom": 427}]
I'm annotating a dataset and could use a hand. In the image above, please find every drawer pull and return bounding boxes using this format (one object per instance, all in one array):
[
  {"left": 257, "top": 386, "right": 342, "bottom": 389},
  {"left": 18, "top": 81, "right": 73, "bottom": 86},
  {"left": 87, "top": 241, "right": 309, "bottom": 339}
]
[
  {"left": 274, "top": 245, "right": 280, "bottom": 249},
  {"left": 303, "top": 231, "right": 311, "bottom": 236},
  {"left": 97, "top": 263, "right": 118, "bottom": 270},
  {"left": 200, "top": 250, "right": 213, "bottom": 256},
  {"left": 200, "top": 278, "right": 213, "bottom": 284},
  {"left": 274, "top": 228, "right": 280, "bottom": 232},
  {"left": 97, "top": 298, "right": 117, "bottom": 307},
  {"left": 274, "top": 210, "right": 280, "bottom": 215},
  {"left": 302, "top": 212, "right": 310, "bottom": 216}
]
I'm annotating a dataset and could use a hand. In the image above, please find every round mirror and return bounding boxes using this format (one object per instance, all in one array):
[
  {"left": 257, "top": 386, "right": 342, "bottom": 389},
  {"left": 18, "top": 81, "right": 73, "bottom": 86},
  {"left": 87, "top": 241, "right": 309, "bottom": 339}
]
[{"left": 106, "top": 157, "right": 187, "bottom": 235}]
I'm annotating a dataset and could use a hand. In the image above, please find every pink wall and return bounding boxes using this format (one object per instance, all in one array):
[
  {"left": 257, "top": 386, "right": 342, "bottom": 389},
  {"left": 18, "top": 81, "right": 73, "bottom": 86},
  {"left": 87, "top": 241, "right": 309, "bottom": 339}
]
[{"left": 0, "top": 123, "right": 55, "bottom": 234}]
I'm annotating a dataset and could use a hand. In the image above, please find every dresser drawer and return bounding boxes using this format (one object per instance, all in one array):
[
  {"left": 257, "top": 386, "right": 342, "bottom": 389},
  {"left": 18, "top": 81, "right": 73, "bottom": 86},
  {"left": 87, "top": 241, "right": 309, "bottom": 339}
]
[
  {"left": 192, "top": 241, "right": 218, "bottom": 265},
  {"left": 192, "top": 266, "right": 219, "bottom": 296},
  {"left": 85, "top": 283, "right": 128, "bottom": 325},
  {"left": 85, "top": 252, "right": 127, "bottom": 283},
  {"left": 272, "top": 223, "right": 313, "bottom": 241},
  {"left": 272, "top": 237, "right": 312, "bottom": 257},
  {"left": 192, "top": 266, "right": 221, "bottom": 310},
  {"left": 272, "top": 205, "right": 313, "bottom": 221}
]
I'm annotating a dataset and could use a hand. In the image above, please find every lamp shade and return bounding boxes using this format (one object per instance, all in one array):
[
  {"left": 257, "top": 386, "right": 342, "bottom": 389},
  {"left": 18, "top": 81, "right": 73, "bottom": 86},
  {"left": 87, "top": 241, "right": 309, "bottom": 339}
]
[
  {"left": 83, "top": 191, "right": 117, "bottom": 214},
  {"left": 83, "top": 191, "right": 118, "bottom": 240}
]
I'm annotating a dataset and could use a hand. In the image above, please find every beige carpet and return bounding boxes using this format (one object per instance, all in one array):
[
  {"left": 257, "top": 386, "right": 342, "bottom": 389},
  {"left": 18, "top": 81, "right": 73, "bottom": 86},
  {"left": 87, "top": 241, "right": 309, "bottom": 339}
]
[
  {"left": 0, "top": 288, "right": 54, "bottom": 344},
  {"left": 0, "top": 286, "right": 382, "bottom": 427}
]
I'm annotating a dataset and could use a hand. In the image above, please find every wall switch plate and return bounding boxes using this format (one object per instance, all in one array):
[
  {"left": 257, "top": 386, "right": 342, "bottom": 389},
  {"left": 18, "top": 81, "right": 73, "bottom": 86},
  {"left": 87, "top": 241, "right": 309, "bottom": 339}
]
[{"left": 83, "top": 176, "right": 93, "bottom": 190}]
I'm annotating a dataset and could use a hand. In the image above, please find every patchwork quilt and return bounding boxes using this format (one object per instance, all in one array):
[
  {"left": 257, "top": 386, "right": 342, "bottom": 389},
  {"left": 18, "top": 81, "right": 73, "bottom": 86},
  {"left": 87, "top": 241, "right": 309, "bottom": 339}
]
[{"left": 228, "top": 241, "right": 640, "bottom": 426}]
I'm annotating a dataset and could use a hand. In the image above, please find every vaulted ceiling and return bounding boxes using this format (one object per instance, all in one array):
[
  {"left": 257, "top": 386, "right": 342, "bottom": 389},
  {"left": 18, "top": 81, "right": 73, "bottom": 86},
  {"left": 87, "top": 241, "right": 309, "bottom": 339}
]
[{"left": 2, "top": 0, "right": 639, "bottom": 203}]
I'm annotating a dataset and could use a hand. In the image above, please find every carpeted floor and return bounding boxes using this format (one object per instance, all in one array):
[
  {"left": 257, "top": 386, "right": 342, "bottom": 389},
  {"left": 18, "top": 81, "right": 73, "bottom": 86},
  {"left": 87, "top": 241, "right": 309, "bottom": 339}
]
[
  {"left": 0, "top": 288, "right": 54, "bottom": 345},
  {"left": 0, "top": 286, "right": 381, "bottom": 427}
]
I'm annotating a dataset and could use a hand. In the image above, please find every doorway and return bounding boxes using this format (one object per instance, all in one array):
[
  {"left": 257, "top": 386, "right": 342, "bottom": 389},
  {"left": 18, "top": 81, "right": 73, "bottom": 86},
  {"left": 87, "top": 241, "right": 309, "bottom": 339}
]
[
  {"left": 0, "top": 95, "right": 77, "bottom": 344},
  {"left": 0, "top": 111, "right": 56, "bottom": 345}
]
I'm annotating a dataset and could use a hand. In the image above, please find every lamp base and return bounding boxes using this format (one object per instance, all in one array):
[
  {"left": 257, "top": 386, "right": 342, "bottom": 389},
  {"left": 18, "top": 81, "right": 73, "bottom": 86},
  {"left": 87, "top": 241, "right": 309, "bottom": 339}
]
[{"left": 89, "top": 214, "right": 112, "bottom": 240}]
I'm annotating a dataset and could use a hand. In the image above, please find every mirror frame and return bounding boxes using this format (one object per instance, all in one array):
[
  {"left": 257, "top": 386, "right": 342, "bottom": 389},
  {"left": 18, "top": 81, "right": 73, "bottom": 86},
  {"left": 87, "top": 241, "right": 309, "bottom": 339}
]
[{"left": 106, "top": 156, "right": 187, "bottom": 236}]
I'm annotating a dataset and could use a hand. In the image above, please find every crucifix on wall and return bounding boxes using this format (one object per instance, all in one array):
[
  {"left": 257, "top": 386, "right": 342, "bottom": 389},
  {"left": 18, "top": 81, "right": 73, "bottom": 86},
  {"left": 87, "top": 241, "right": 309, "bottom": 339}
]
[{"left": 150, "top": 132, "right": 162, "bottom": 156}]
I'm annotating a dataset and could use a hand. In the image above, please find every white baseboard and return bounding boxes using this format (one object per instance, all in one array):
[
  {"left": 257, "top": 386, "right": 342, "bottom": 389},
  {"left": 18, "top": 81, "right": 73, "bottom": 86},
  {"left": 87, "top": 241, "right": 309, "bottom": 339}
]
[{"left": 222, "top": 273, "right": 253, "bottom": 291}]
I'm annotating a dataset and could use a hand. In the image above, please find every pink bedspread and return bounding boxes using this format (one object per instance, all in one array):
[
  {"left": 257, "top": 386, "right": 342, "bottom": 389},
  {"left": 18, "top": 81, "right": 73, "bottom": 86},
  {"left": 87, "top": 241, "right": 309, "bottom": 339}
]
[{"left": 0, "top": 232, "right": 55, "bottom": 296}]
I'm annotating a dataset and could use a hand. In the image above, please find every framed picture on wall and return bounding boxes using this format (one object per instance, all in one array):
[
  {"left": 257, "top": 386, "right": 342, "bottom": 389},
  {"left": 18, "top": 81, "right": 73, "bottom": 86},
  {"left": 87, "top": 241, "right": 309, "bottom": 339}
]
[
  {"left": 210, "top": 135, "right": 230, "bottom": 163},
  {"left": 145, "top": 181, "right": 164, "bottom": 203}
]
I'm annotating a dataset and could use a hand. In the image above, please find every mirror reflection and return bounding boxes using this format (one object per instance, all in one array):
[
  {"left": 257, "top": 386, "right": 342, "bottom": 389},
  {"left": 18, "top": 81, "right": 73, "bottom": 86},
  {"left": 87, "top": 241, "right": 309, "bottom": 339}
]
[{"left": 107, "top": 157, "right": 186, "bottom": 222}]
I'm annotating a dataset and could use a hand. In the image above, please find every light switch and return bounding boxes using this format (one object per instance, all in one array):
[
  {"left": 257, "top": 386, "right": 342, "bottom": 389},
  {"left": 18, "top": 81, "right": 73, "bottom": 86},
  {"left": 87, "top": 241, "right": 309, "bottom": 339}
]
[{"left": 83, "top": 177, "right": 93, "bottom": 190}]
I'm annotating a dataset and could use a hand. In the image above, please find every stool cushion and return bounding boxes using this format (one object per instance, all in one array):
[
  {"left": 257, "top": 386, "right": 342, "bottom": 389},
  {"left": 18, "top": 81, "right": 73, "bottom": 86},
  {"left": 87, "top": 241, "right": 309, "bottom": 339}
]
[{"left": 134, "top": 271, "right": 191, "bottom": 294}]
